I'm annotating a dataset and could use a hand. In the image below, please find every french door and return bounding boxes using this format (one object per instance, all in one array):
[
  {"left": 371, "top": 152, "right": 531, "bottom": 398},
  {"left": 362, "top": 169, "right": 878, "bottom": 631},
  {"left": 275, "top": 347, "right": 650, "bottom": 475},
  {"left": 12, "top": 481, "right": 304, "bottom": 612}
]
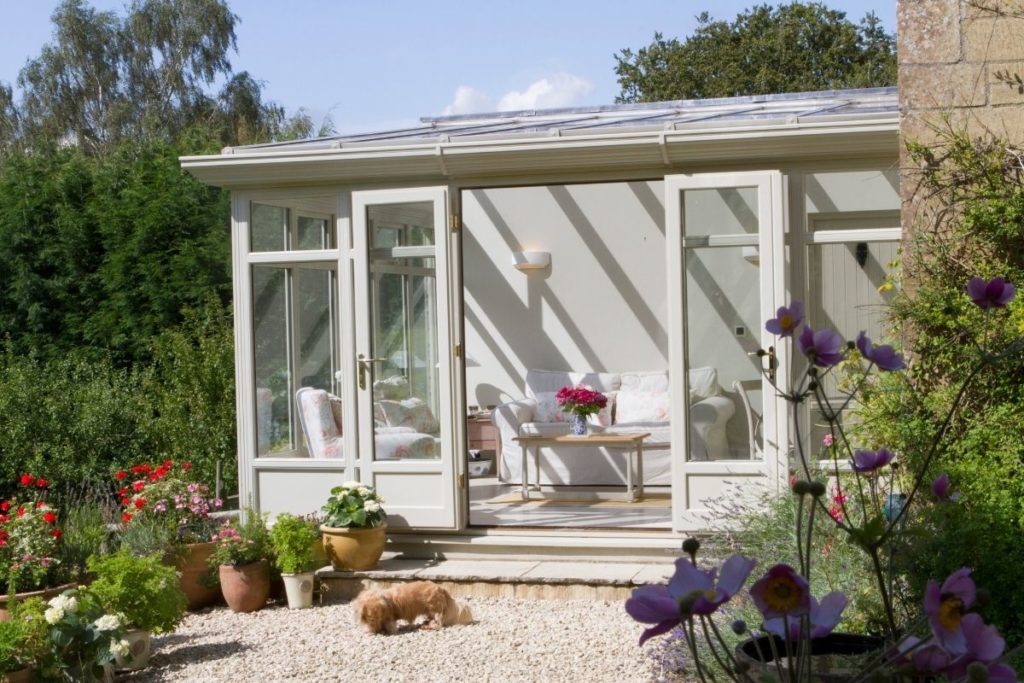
[
  {"left": 351, "top": 188, "right": 458, "bottom": 529},
  {"left": 666, "top": 171, "right": 790, "bottom": 531}
]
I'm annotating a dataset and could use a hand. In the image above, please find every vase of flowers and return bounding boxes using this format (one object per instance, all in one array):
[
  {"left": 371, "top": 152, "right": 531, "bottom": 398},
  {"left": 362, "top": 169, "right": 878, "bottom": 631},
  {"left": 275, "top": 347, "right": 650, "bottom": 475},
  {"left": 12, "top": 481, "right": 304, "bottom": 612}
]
[
  {"left": 626, "top": 277, "right": 1021, "bottom": 683},
  {"left": 320, "top": 482, "right": 387, "bottom": 571},
  {"left": 269, "top": 513, "right": 320, "bottom": 609},
  {"left": 555, "top": 385, "right": 608, "bottom": 436},
  {"left": 0, "top": 474, "right": 70, "bottom": 620},
  {"left": 114, "top": 460, "right": 224, "bottom": 610},
  {"left": 86, "top": 551, "right": 187, "bottom": 669},
  {"left": 208, "top": 512, "right": 272, "bottom": 613}
]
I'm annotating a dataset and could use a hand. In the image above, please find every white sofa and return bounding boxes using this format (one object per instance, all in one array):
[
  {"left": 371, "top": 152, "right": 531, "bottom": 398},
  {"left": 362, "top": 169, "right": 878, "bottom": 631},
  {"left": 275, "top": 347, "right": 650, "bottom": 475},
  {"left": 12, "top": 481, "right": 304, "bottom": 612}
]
[{"left": 492, "top": 368, "right": 735, "bottom": 486}]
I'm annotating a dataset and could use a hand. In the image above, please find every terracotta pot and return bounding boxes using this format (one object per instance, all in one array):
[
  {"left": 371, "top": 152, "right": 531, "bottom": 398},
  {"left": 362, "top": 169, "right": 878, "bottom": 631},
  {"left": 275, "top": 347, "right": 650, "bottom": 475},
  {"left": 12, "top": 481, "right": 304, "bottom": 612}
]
[
  {"left": 176, "top": 542, "right": 221, "bottom": 610},
  {"left": 4, "top": 668, "right": 33, "bottom": 683},
  {"left": 0, "top": 582, "right": 77, "bottom": 622},
  {"left": 218, "top": 559, "right": 270, "bottom": 613},
  {"left": 735, "top": 633, "right": 883, "bottom": 683},
  {"left": 114, "top": 628, "right": 152, "bottom": 671},
  {"left": 320, "top": 524, "right": 387, "bottom": 571}
]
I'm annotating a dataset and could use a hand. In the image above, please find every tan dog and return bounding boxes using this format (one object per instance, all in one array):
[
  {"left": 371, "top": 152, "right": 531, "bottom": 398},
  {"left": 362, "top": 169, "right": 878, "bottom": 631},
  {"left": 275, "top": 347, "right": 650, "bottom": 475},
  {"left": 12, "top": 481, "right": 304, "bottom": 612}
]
[{"left": 354, "top": 581, "right": 474, "bottom": 634}]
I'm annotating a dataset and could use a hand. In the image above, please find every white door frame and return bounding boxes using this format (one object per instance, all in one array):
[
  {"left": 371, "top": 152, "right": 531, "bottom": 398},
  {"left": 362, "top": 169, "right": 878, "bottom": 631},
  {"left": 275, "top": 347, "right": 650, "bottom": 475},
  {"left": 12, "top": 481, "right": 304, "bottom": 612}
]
[
  {"left": 665, "top": 171, "right": 790, "bottom": 532},
  {"left": 351, "top": 187, "right": 458, "bottom": 529}
]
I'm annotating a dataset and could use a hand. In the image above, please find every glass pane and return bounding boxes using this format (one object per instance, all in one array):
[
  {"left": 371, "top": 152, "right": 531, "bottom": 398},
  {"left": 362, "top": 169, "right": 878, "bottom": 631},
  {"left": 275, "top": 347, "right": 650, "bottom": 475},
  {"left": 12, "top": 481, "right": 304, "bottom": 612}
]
[
  {"left": 297, "top": 215, "right": 332, "bottom": 249},
  {"left": 806, "top": 240, "right": 900, "bottom": 446},
  {"left": 252, "top": 266, "right": 292, "bottom": 455},
  {"left": 251, "top": 203, "right": 287, "bottom": 252},
  {"left": 296, "top": 268, "right": 337, "bottom": 391},
  {"left": 684, "top": 246, "right": 763, "bottom": 460},
  {"left": 367, "top": 202, "right": 440, "bottom": 462},
  {"left": 682, "top": 187, "right": 758, "bottom": 237}
]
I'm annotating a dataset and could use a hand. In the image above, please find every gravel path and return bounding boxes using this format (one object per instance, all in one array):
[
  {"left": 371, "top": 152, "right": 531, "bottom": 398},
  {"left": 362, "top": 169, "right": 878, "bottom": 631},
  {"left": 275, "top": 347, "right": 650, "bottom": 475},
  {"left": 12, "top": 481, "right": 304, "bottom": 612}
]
[{"left": 121, "top": 597, "right": 664, "bottom": 682}]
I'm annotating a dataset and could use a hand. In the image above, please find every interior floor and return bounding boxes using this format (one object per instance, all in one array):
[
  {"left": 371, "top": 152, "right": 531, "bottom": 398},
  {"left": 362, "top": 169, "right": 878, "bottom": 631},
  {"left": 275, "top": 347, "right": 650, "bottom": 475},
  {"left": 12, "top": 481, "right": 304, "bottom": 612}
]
[{"left": 468, "top": 475, "right": 672, "bottom": 530}]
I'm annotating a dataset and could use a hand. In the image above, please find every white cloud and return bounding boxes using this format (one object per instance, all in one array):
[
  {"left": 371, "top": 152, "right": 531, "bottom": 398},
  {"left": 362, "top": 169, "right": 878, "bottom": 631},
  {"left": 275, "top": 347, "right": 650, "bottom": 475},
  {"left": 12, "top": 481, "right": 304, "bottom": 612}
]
[
  {"left": 442, "top": 85, "right": 492, "bottom": 116},
  {"left": 496, "top": 73, "right": 593, "bottom": 112}
]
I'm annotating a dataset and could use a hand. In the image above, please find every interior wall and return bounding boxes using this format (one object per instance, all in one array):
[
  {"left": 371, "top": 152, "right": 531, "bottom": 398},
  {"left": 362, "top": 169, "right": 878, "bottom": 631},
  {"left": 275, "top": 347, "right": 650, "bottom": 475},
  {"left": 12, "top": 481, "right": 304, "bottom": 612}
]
[{"left": 462, "top": 181, "right": 666, "bottom": 406}]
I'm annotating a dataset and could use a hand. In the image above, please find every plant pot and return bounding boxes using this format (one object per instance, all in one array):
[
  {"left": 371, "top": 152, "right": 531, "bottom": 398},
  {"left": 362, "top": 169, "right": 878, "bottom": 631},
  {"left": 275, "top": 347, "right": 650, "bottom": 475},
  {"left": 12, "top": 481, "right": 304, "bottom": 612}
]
[
  {"left": 281, "top": 571, "right": 316, "bottom": 609},
  {"left": 114, "top": 628, "right": 152, "bottom": 671},
  {"left": 0, "top": 582, "right": 77, "bottom": 622},
  {"left": 218, "top": 559, "right": 270, "bottom": 613},
  {"left": 735, "top": 633, "right": 884, "bottom": 683},
  {"left": 4, "top": 668, "right": 33, "bottom": 683},
  {"left": 320, "top": 524, "right": 387, "bottom": 571},
  {"left": 176, "top": 542, "right": 221, "bottom": 610}
]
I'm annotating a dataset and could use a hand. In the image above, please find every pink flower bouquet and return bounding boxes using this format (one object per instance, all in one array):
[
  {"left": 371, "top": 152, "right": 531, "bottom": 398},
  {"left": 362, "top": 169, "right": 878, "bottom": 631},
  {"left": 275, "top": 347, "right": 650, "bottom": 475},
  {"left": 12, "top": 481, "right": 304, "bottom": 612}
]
[{"left": 555, "top": 385, "right": 608, "bottom": 417}]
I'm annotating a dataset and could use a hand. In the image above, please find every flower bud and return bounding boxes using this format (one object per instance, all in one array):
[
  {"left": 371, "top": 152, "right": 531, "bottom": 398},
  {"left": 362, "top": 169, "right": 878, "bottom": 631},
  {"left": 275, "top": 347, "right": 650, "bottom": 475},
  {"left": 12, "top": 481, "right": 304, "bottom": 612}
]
[
  {"left": 808, "top": 481, "right": 827, "bottom": 498},
  {"left": 792, "top": 480, "right": 812, "bottom": 496},
  {"left": 731, "top": 619, "right": 747, "bottom": 635},
  {"left": 682, "top": 537, "right": 701, "bottom": 556},
  {"left": 966, "top": 662, "right": 989, "bottom": 683},
  {"left": 807, "top": 380, "right": 818, "bottom": 392}
]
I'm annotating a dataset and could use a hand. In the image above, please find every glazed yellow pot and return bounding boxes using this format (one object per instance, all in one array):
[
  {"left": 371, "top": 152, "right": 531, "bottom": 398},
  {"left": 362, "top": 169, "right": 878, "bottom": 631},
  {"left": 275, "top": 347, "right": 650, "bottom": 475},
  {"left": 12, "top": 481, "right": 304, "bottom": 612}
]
[{"left": 320, "top": 524, "right": 387, "bottom": 571}]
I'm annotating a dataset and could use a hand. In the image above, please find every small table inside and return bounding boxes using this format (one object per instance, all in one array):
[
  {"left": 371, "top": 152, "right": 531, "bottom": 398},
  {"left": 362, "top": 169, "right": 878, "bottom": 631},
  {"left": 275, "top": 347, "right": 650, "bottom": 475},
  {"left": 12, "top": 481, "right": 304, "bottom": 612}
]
[{"left": 513, "top": 433, "right": 652, "bottom": 502}]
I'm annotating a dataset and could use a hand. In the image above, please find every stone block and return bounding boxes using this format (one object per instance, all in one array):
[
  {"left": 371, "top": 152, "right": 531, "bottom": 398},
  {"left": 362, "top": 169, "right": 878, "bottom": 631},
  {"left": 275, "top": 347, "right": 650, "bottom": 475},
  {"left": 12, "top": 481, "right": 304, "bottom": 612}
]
[
  {"left": 964, "top": 16, "right": 1024, "bottom": 62},
  {"left": 900, "top": 63, "right": 989, "bottom": 108},
  {"left": 987, "top": 61, "right": 1024, "bottom": 104},
  {"left": 898, "top": 0, "right": 963, "bottom": 64}
]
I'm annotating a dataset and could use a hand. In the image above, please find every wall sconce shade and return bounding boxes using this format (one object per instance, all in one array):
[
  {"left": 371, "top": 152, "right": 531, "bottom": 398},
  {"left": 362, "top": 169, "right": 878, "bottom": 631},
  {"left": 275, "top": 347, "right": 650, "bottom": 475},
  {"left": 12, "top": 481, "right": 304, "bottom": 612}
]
[{"left": 512, "top": 251, "right": 551, "bottom": 270}]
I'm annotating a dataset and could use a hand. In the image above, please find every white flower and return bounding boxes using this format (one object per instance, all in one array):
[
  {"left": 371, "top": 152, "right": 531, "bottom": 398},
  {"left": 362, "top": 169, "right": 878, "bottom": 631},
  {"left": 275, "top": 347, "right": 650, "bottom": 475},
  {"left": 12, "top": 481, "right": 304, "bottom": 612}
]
[
  {"left": 342, "top": 480, "right": 360, "bottom": 489},
  {"left": 94, "top": 614, "right": 121, "bottom": 631},
  {"left": 364, "top": 500, "right": 380, "bottom": 513},
  {"left": 48, "top": 594, "right": 78, "bottom": 614},
  {"left": 44, "top": 607, "right": 64, "bottom": 624},
  {"left": 109, "top": 638, "right": 131, "bottom": 659},
  {"left": 357, "top": 487, "right": 371, "bottom": 498}
]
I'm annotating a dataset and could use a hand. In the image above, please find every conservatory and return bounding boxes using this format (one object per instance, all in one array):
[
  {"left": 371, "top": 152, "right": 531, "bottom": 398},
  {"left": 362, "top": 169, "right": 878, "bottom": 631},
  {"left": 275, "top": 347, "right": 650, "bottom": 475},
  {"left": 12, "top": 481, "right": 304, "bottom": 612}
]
[{"left": 181, "top": 87, "right": 901, "bottom": 547}]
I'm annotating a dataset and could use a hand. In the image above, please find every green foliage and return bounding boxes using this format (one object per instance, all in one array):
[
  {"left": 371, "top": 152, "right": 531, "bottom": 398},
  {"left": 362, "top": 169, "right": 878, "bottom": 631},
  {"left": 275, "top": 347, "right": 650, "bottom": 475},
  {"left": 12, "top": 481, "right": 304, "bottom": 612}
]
[
  {"left": 269, "top": 514, "right": 320, "bottom": 574},
  {"left": 858, "top": 131, "right": 1024, "bottom": 642},
  {"left": 54, "top": 496, "right": 116, "bottom": 584},
  {"left": 322, "top": 483, "right": 387, "bottom": 529},
  {"left": 208, "top": 511, "right": 272, "bottom": 568},
  {"left": 614, "top": 3, "right": 896, "bottom": 102},
  {"left": 0, "top": 597, "right": 48, "bottom": 673},
  {"left": 86, "top": 551, "right": 186, "bottom": 633}
]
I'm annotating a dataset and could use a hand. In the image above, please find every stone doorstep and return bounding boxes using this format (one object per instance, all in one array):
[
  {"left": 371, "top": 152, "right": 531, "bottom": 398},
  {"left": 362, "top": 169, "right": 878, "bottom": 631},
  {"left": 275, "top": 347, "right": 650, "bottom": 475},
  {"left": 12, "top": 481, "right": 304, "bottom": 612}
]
[{"left": 313, "top": 556, "right": 674, "bottom": 604}]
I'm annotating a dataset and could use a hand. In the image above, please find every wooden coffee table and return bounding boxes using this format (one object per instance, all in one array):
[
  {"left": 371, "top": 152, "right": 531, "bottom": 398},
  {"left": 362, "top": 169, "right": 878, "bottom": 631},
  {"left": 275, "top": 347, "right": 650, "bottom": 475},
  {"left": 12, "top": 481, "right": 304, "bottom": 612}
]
[{"left": 512, "top": 433, "right": 652, "bottom": 502}]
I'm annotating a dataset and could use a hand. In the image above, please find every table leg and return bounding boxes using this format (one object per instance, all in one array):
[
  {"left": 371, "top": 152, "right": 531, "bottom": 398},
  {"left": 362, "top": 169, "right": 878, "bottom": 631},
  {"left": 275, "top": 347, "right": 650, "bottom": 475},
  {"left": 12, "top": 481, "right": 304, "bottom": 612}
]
[
  {"left": 521, "top": 443, "right": 529, "bottom": 501},
  {"left": 626, "top": 444, "right": 634, "bottom": 502},
  {"left": 636, "top": 440, "right": 644, "bottom": 502},
  {"left": 533, "top": 446, "right": 540, "bottom": 494}
]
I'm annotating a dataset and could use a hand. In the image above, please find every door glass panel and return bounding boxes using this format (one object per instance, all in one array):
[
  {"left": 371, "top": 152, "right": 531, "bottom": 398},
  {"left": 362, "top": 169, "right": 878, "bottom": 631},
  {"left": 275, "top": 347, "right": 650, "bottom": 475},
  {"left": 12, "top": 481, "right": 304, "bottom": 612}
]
[
  {"left": 252, "top": 266, "right": 291, "bottom": 455},
  {"left": 683, "top": 187, "right": 758, "bottom": 237},
  {"left": 366, "top": 202, "right": 440, "bottom": 461},
  {"left": 684, "top": 247, "right": 763, "bottom": 460},
  {"left": 251, "top": 204, "right": 288, "bottom": 252},
  {"left": 296, "top": 268, "right": 338, "bottom": 391}
]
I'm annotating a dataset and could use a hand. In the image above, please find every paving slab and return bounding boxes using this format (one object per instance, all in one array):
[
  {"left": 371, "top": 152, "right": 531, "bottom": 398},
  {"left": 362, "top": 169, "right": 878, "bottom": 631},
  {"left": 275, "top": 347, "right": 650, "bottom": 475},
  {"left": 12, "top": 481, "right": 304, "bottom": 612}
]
[
  {"left": 631, "top": 564, "right": 675, "bottom": 585},
  {"left": 522, "top": 560, "right": 645, "bottom": 584},
  {"left": 415, "top": 559, "right": 539, "bottom": 582}
]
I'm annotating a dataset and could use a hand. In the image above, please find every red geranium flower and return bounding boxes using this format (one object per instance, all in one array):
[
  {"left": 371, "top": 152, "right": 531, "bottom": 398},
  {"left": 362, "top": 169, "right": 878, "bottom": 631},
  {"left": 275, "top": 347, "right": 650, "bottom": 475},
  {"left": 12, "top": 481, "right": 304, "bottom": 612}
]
[
  {"left": 19, "top": 474, "right": 33, "bottom": 487},
  {"left": 115, "top": 470, "right": 127, "bottom": 480},
  {"left": 51, "top": 529, "right": 62, "bottom": 539},
  {"left": 35, "top": 478, "right": 48, "bottom": 488},
  {"left": 120, "top": 496, "right": 130, "bottom": 506},
  {"left": 163, "top": 459, "right": 173, "bottom": 469},
  {"left": 118, "top": 487, "right": 128, "bottom": 496},
  {"left": 122, "top": 512, "right": 132, "bottom": 523},
  {"left": 16, "top": 507, "right": 25, "bottom": 518},
  {"left": 35, "top": 500, "right": 46, "bottom": 508},
  {"left": 43, "top": 511, "right": 57, "bottom": 524},
  {"left": 0, "top": 501, "right": 9, "bottom": 512},
  {"left": 181, "top": 462, "right": 192, "bottom": 471},
  {"left": 132, "top": 481, "right": 145, "bottom": 492},
  {"left": 142, "top": 464, "right": 152, "bottom": 473},
  {"left": 0, "top": 514, "right": 7, "bottom": 523},
  {"left": 134, "top": 498, "right": 145, "bottom": 510},
  {"left": 131, "top": 465, "right": 145, "bottom": 474}
]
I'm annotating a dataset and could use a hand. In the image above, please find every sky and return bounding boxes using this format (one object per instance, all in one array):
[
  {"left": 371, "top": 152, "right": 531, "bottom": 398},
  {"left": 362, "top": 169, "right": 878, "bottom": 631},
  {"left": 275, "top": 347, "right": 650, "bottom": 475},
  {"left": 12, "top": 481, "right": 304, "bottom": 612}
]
[{"left": 0, "top": 1, "right": 896, "bottom": 134}]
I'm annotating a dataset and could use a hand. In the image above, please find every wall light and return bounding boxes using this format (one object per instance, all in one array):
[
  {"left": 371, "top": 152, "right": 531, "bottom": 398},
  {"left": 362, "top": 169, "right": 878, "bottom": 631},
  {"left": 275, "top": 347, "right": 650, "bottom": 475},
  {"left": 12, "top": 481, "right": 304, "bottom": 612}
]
[{"left": 512, "top": 251, "right": 551, "bottom": 271}]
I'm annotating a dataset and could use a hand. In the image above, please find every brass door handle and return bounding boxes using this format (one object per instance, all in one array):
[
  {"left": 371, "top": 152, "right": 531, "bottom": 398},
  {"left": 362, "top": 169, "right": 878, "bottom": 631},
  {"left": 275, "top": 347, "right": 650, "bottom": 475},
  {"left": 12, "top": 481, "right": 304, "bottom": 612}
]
[{"left": 357, "top": 354, "right": 386, "bottom": 390}]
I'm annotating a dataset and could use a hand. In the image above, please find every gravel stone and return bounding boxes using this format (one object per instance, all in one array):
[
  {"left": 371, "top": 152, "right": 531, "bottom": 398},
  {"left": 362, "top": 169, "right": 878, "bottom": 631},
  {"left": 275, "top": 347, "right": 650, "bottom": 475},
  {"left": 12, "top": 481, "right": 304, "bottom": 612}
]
[{"left": 121, "top": 596, "right": 657, "bottom": 682}]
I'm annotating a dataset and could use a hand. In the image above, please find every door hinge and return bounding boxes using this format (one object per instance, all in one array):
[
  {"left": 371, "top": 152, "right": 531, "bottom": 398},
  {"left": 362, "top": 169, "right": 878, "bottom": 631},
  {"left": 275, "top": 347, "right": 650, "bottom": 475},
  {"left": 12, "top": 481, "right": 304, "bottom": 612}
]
[
  {"left": 453, "top": 343, "right": 462, "bottom": 359},
  {"left": 449, "top": 214, "right": 460, "bottom": 232},
  {"left": 458, "top": 473, "right": 466, "bottom": 489}
]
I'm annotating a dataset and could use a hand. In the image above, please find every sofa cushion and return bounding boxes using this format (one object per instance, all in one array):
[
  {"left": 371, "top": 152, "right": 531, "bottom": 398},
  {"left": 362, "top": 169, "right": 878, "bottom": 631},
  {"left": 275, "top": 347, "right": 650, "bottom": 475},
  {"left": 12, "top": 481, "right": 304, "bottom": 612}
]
[
  {"left": 688, "top": 366, "right": 720, "bottom": 402},
  {"left": 619, "top": 370, "right": 669, "bottom": 393},
  {"left": 616, "top": 390, "right": 671, "bottom": 423},
  {"left": 525, "top": 369, "right": 620, "bottom": 397},
  {"left": 533, "top": 392, "right": 569, "bottom": 423},
  {"left": 378, "top": 397, "right": 440, "bottom": 434},
  {"left": 606, "top": 421, "right": 673, "bottom": 446},
  {"left": 590, "top": 391, "right": 616, "bottom": 426}
]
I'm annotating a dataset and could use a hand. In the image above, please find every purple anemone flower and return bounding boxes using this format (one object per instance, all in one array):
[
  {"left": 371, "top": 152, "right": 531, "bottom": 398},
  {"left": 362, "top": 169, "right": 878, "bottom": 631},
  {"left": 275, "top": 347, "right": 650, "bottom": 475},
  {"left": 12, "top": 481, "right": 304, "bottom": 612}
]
[
  {"left": 798, "top": 326, "right": 845, "bottom": 368},
  {"left": 924, "top": 567, "right": 977, "bottom": 656},
  {"left": 766, "top": 301, "right": 805, "bottom": 338},
  {"left": 851, "top": 448, "right": 896, "bottom": 474},
  {"left": 750, "top": 564, "right": 811, "bottom": 620},
  {"left": 913, "top": 614, "right": 1014, "bottom": 683},
  {"left": 932, "top": 473, "right": 961, "bottom": 503},
  {"left": 855, "top": 331, "right": 905, "bottom": 371},
  {"left": 763, "top": 591, "right": 848, "bottom": 641},
  {"left": 625, "top": 555, "right": 756, "bottom": 645},
  {"left": 967, "top": 277, "right": 1016, "bottom": 310}
]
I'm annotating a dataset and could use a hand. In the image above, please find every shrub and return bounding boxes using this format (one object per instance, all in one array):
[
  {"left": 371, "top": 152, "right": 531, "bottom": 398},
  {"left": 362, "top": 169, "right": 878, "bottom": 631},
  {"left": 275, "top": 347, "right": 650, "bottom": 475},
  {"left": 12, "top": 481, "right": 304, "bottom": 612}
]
[
  {"left": 208, "top": 511, "right": 272, "bottom": 568},
  {"left": 86, "top": 552, "right": 186, "bottom": 634},
  {"left": 269, "top": 514, "right": 320, "bottom": 574}
]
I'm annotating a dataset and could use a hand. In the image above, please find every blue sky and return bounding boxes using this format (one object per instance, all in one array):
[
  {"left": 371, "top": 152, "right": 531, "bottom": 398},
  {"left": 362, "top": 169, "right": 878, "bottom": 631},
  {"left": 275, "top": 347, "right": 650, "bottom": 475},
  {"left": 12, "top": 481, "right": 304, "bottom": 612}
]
[{"left": 0, "top": 1, "right": 896, "bottom": 134}]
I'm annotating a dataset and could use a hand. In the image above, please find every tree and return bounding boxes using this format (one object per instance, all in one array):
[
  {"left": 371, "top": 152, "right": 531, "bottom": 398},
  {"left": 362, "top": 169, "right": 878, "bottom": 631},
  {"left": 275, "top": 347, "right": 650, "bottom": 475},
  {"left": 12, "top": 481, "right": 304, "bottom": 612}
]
[
  {"left": 614, "top": 3, "right": 896, "bottom": 102},
  {"left": 3, "top": 0, "right": 314, "bottom": 155}
]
